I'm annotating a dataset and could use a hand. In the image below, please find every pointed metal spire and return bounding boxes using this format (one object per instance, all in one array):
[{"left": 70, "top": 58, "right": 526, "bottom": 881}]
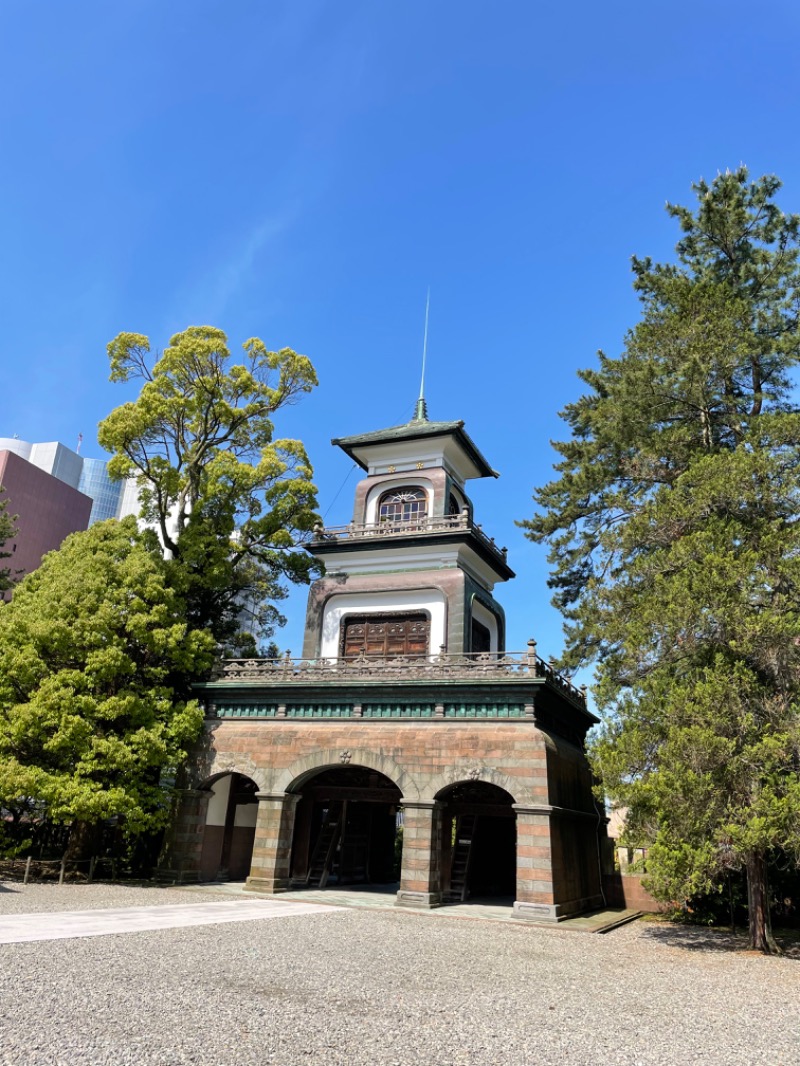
[{"left": 412, "top": 287, "right": 430, "bottom": 422}]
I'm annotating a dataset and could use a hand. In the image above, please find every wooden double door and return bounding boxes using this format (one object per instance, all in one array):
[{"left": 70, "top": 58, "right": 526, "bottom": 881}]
[{"left": 342, "top": 613, "right": 430, "bottom": 659}]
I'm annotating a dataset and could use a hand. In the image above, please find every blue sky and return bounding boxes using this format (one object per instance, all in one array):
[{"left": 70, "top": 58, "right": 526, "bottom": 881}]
[{"left": 3, "top": 0, "right": 800, "bottom": 668}]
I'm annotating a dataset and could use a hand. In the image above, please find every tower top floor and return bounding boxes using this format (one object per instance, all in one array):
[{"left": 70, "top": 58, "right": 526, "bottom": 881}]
[{"left": 332, "top": 416, "right": 498, "bottom": 485}]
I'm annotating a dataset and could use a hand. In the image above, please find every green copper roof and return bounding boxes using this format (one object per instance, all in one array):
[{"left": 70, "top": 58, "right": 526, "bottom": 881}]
[{"left": 331, "top": 418, "right": 499, "bottom": 478}]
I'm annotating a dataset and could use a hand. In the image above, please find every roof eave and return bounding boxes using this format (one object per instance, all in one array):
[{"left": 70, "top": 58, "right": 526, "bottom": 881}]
[{"left": 331, "top": 423, "right": 497, "bottom": 479}]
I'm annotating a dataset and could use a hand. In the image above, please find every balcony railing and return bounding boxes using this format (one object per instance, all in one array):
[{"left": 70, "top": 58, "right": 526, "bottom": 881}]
[
  {"left": 311, "top": 513, "right": 508, "bottom": 562},
  {"left": 208, "top": 647, "right": 587, "bottom": 707}
]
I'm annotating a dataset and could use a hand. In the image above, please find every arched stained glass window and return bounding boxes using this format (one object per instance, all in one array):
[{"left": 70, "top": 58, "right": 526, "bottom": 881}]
[{"left": 378, "top": 486, "right": 428, "bottom": 526}]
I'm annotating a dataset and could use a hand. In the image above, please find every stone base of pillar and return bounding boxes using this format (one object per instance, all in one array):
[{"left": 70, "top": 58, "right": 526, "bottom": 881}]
[
  {"left": 513, "top": 892, "right": 606, "bottom": 923},
  {"left": 513, "top": 901, "right": 562, "bottom": 923},
  {"left": 152, "top": 868, "right": 205, "bottom": 885},
  {"left": 244, "top": 876, "right": 292, "bottom": 895},
  {"left": 395, "top": 889, "right": 442, "bottom": 909}
]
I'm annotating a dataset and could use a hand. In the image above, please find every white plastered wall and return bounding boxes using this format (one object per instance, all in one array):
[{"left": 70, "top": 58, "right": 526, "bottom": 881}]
[
  {"left": 233, "top": 804, "right": 258, "bottom": 828},
  {"left": 471, "top": 597, "right": 500, "bottom": 653},
  {"left": 205, "top": 775, "right": 232, "bottom": 826},
  {"left": 319, "top": 588, "right": 446, "bottom": 658}
]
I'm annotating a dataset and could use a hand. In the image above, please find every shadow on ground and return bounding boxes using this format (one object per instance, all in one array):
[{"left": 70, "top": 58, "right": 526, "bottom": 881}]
[{"left": 640, "top": 922, "right": 800, "bottom": 959}]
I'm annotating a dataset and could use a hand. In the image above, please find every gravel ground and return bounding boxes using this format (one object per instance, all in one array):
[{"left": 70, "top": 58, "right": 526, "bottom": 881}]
[{"left": 0, "top": 883, "right": 798, "bottom": 1066}]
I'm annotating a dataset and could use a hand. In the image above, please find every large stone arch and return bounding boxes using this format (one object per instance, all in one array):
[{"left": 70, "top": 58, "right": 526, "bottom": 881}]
[
  {"left": 273, "top": 747, "right": 421, "bottom": 801},
  {"left": 185, "top": 769, "right": 262, "bottom": 882},
  {"left": 197, "top": 753, "right": 268, "bottom": 793},
  {"left": 426, "top": 766, "right": 524, "bottom": 804}
]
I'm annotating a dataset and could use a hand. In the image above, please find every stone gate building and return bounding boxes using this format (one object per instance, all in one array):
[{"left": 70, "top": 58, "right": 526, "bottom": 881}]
[{"left": 158, "top": 406, "right": 605, "bottom": 922}]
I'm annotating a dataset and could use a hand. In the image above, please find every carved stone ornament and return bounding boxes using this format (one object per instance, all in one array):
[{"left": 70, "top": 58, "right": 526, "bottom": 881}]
[
  {"left": 340, "top": 750, "right": 352, "bottom": 764},
  {"left": 214, "top": 649, "right": 588, "bottom": 709},
  {"left": 467, "top": 767, "right": 481, "bottom": 781}
]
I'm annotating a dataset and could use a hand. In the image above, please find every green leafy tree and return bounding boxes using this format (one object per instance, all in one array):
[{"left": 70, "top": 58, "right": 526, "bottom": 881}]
[
  {"left": 0, "top": 518, "right": 216, "bottom": 856},
  {"left": 523, "top": 169, "right": 800, "bottom": 953},
  {"left": 98, "top": 325, "right": 320, "bottom": 646},
  {"left": 0, "top": 488, "right": 17, "bottom": 594}
]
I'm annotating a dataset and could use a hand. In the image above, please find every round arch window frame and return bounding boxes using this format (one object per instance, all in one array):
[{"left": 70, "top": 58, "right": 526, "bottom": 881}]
[{"left": 377, "top": 485, "right": 429, "bottom": 528}]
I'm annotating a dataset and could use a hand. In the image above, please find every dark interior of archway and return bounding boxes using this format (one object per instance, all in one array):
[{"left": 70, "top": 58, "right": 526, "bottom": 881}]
[
  {"left": 290, "top": 766, "right": 402, "bottom": 888},
  {"left": 200, "top": 772, "right": 259, "bottom": 882},
  {"left": 440, "top": 781, "right": 516, "bottom": 901}
]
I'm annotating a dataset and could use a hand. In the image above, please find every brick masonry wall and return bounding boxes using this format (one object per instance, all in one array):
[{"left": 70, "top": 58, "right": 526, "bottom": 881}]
[
  {"left": 196, "top": 719, "right": 550, "bottom": 804},
  {"left": 181, "top": 718, "right": 604, "bottom": 914},
  {"left": 156, "top": 790, "right": 210, "bottom": 882},
  {"left": 603, "top": 873, "right": 664, "bottom": 912}
]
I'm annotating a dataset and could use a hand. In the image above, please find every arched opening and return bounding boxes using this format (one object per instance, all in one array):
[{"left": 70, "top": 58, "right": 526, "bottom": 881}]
[
  {"left": 288, "top": 765, "right": 403, "bottom": 890},
  {"left": 470, "top": 597, "right": 501, "bottom": 655},
  {"left": 378, "top": 486, "right": 428, "bottom": 528},
  {"left": 436, "top": 781, "right": 516, "bottom": 903},
  {"left": 199, "top": 772, "right": 259, "bottom": 881}
]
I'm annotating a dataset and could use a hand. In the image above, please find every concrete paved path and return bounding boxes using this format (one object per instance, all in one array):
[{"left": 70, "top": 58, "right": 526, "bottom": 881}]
[{"left": 0, "top": 898, "right": 341, "bottom": 944}]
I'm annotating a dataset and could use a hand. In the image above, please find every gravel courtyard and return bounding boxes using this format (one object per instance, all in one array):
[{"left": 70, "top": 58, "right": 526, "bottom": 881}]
[{"left": 1, "top": 883, "right": 797, "bottom": 1066}]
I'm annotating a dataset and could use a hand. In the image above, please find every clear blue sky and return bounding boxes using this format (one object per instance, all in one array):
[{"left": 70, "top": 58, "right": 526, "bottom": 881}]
[{"left": 2, "top": 1, "right": 800, "bottom": 668}]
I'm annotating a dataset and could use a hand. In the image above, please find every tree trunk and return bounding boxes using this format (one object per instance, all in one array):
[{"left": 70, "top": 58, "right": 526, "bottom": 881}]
[
  {"left": 64, "top": 820, "right": 102, "bottom": 864},
  {"left": 745, "top": 850, "right": 781, "bottom": 954}
]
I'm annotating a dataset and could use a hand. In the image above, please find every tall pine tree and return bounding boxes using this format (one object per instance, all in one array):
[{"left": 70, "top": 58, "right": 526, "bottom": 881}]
[{"left": 523, "top": 169, "right": 800, "bottom": 953}]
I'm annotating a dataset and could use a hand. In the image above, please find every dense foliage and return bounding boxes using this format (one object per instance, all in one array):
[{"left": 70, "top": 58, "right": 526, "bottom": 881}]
[
  {"left": 98, "top": 325, "right": 320, "bottom": 647},
  {"left": 0, "top": 519, "right": 215, "bottom": 849},
  {"left": 523, "top": 169, "right": 800, "bottom": 952}
]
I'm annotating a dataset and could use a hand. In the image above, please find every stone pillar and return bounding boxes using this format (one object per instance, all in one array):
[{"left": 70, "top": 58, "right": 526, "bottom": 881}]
[
  {"left": 512, "top": 805, "right": 559, "bottom": 923},
  {"left": 155, "top": 789, "right": 211, "bottom": 884},
  {"left": 244, "top": 792, "right": 300, "bottom": 894},
  {"left": 396, "top": 801, "right": 443, "bottom": 909}
]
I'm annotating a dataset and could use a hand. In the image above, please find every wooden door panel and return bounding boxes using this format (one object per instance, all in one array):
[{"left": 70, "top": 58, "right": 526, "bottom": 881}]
[{"left": 342, "top": 614, "right": 430, "bottom": 658}]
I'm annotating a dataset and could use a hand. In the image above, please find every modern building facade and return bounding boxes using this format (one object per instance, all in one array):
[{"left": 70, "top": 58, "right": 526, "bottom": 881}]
[
  {"left": 159, "top": 407, "right": 606, "bottom": 922},
  {"left": 0, "top": 437, "right": 138, "bottom": 528},
  {"left": 0, "top": 437, "right": 140, "bottom": 589},
  {"left": 0, "top": 438, "right": 85, "bottom": 491},
  {"left": 0, "top": 449, "right": 92, "bottom": 592}
]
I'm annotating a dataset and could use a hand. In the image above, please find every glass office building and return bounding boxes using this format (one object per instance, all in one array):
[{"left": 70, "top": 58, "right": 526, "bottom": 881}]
[{"left": 78, "top": 458, "right": 127, "bottom": 524}]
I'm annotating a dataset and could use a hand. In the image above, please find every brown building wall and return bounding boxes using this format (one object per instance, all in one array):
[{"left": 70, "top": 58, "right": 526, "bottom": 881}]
[
  {"left": 0, "top": 450, "right": 92, "bottom": 593},
  {"left": 350, "top": 468, "right": 450, "bottom": 524},
  {"left": 602, "top": 873, "right": 664, "bottom": 912},
  {"left": 195, "top": 718, "right": 551, "bottom": 804},
  {"left": 182, "top": 716, "right": 603, "bottom": 916}
]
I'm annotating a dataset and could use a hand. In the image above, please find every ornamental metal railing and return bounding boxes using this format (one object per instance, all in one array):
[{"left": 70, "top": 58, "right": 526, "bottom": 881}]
[
  {"left": 311, "top": 513, "right": 508, "bottom": 561},
  {"left": 209, "top": 646, "right": 587, "bottom": 707}
]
